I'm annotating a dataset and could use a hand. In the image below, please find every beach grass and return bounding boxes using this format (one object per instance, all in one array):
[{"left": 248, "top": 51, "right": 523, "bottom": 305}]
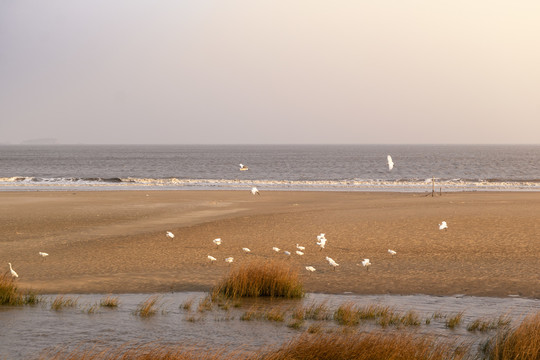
[
  {"left": 481, "top": 312, "right": 540, "bottom": 359},
  {"left": 99, "top": 295, "right": 119, "bottom": 308},
  {"left": 0, "top": 274, "right": 41, "bottom": 306},
  {"left": 212, "top": 260, "right": 304, "bottom": 299},
  {"left": 50, "top": 295, "right": 78, "bottom": 311},
  {"left": 134, "top": 295, "right": 161, "bottom": 317}
]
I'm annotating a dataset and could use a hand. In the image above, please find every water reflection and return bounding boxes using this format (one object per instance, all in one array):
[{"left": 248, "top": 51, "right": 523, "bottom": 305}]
[{"left": 1, "top": 292, "right": 539, "bottom": 359}]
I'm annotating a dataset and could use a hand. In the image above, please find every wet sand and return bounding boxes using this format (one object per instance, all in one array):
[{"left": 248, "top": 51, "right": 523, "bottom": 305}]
[{"left": 1, "top": 191, "right": 539, "bottom": 297}]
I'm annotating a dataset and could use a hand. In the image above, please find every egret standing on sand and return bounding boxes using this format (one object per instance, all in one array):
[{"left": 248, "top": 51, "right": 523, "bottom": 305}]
[
  {"left": 272, "top": 247, "right": 280, "bottom": 252},
  {"left": 439, "top": 221, "right": 448, "bottom": 230},
  {"left": 242, "top": 247, "right": 251, "bottom": 253},
  {"left": 296, "top": 244, "right": 305, "bottom": 251},
  {"left": 239, "top": 164, "right": 248, "bottom": 171},
  {"left": 388, "top": 249, "right": 397, "bottom": 257},
  {"left": 39, "top": 252, "right": 49, "bottom": 258},
  {"left": 361, "top": 259, "right": 371, "bottom": 271},
  {"left": 305, "top": 266, "right": 316, "bottom": 273},
  {"left": 225, "top": 257, "right": 234, "bottom": 264},
  {"left": 166, "top": 231, "right": 175, "bottom": 239},
  {"left": 325, "top": 256, "right": 339, "bottom": 270},
  {"left": 251, "top": 187, "right": 260, "bottom": 195},
  {"left": 295, "top": 250, "right": 304, "bottom": 256},
  {"left": 283, "top": 251, "right": 291, "bottom": 256},
  {"left": 316, "top": 234, "right": 327, "bottom": 250},
  {"left": 8, "top": 263, "right": 18, "bottom": 278},
  {"left": 213, "top": 238, "right": 222, "bottom": 248},
  {"left": 208, "top": 255, "right": 217, "bottom": 263},
  {"left": 387, "top": 155, "right": 394, "bottom": 171}
]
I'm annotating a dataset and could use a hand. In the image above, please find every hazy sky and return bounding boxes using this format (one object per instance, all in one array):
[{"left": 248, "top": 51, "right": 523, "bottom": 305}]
[{"left": 1, "top": 1, "right": 539, "bottom": 144}]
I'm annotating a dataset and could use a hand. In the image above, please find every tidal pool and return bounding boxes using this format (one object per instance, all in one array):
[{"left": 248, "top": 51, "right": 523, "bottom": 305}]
[{"left": 1, "top": 292, "right": 539, "bottom": 359}]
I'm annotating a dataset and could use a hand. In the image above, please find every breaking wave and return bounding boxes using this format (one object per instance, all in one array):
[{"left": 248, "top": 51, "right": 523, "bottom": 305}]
[{"left": 0, "top": 176, "right": 539, "bottom": 192}]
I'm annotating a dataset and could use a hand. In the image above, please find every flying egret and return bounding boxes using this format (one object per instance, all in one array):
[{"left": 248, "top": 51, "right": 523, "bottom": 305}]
[
  {"left": 39, "top": 252, "right": 49, "bottom": 258},
  {"left": 305, "top": 266, "right": 316, "bottom": 273},
  {"left": 272, "top": 247, "right": 280, "bottom": 252},
  {"left": 242, "top": 247, "right": 251, "bottom": 253},
  {"left": 225, "top": 257, "right": 234, "bottom": 264},
  {"left": 213, "top": 238, "right": 222, "bottom": 248},
  {"left": 8, "top": 263, "right": 18, "bottom": 278},
  {"left": 316, "top": 234, "right": 327, "bottom": 250},
  {"left": 295, "top": 250, "right": 304, "bottom": 256},
  {"left": 166, "top": 231, "right": 175, "bottom": 239},
  {"left": 387, "top": 155, "right": 394, "bottom": 170},
  {"left": 208, "top": 255, "right": 217, "bottom": 263},
  {"left": 388, "top": 249, "right": 397, "bottom": 257},
  {"left": 439, "top": 221, "right": 448, "bottom": 230},
  {"left": 361, "top": 259, "right": 371, "bottom": 271},
  {"left": 283, "top": 251, "right": 291, "bottom": 256},
  {"left": 251, "top": 187, "right": 260, "bottom": 195},
  {"left": 296, "top": 244, "right": 305, "bottom": 251},
  {"left": 239, "top": 164, "right": 248, "bottom": 171}
]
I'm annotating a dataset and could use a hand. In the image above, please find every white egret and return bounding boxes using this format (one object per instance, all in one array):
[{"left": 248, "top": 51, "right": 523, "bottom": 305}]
[
  {"left": 325, "top": 256, "right": 339, "bottom": 270},
  {"left": 166, "top": 231, "right": 175, "bottom": 239},
  {"left": 305, "top": 266, "right": 316, "bottom": 273},
  {"left": 316, "top": 234, "right": 327, "bottom": 250},
  {"left": 242, "top": 247, "right": 251, "bottom": 253},
  {"left": 251, "top": 187, "right": 260, "bottom": 195},
  {"left": 213, "top": 238, "right": 222, "bottom": 248},
  {"left": 225, "top": 257, "right": 234, "bottom": 264},
  {"left": 283, "top": 251, "right": 291, "bottom": 256},
  {"left": 388, "top": 249, "right": 397, "bottom": 257},
  {"left": 8, "top": 263, "right": 18, "bottom": 278},
  {"left": 208, "top": 255, "right": 217, "bottom": 262},
  {"left": 39, "top": 252, "right": 49, "bottom": 258},
  {"left": 387, "top": 155, "right": 394, "bottom": 170},
  {"left": 272, "top": 247, "right": 280, "bottom": 252},
  {"left": 361, "top": 258, "right": 371, "bottom": 270},
  {"left": 295, "top": 250, "right": 304, "bottom": 256},
  {"left": 439, "top": 221, "right": 448, "bottom": 230},
  {"left": 296, "top": 244, "right": 305, "bottom": 251},
  {"left": 239, "top": 164, "right": 248, "bottom": 171}
]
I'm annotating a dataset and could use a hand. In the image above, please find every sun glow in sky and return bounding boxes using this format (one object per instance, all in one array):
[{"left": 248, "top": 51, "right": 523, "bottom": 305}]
[{"left": 1, "top": 1, "right": 539, "bottom": 144}]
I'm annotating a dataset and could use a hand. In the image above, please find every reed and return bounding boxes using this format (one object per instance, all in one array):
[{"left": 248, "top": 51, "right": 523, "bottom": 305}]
[
  {"left": 99, "top": 295, "right": 119, "bottom": 308},
  {"left": 51, "top": 295, "right": 78, "bottom": 311},
  {"left": 482, "top": 312, "right": 540, "bottom": 360},
  {"left": 445, "top": 312, "right": 464, "bottom": 329},
  {"left": 0, "top": 274, "right": 40, "bottom": 306},
  {"left": 467, "top": 315, "right": 511, "bottom": 332},
  {"left": 134, "top": 295, "right": 160, "bottom": 317},
  {"left": 264, "top": 332, "right": 469, "bottom": 360},
  {"left": 212, "top": 260, "right": 304, "bottom": 299}
]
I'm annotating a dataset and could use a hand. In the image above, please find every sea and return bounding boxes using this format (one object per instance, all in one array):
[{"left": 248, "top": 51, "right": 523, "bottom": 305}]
[{"left": 1, "top": 144, "right": 539, "bottom": 192}]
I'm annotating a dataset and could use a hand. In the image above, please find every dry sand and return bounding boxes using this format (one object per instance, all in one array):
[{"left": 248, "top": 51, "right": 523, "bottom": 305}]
[{"left": 1, "top": 190, "right": 539, "bottom": 297}]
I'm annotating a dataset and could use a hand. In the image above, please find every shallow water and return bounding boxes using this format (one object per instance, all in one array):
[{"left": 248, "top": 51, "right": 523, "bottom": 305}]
[{"left": 1, "top": 292, "right": 539, "bottom": 359}]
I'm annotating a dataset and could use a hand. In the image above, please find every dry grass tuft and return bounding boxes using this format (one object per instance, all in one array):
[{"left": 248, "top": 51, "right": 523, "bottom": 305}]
[
  {"left": 264, "top": 332, "right": 469, "bottom": 360},
  {"left": 467, "top": 315, "right": 511, "bottom": 332},
  {"left": 0, "top": 274, "right": 41, "bottom": 306},
  {"left": 100, "top": 295, "right": 119, "bottom": 308},
  {"left": 445, "top": 312, "right": 464, "bottom": 329},
  {"left": 482, "top": 312, "right": 540, "bottom": 360},
  {"left": 134, "top": 295, "right": 161, "bottom": 317},
  {"left": 51, "top": 295, "right": 78, "bottom": 311},
  {"left": 212, "top": 260, "right": 304, "bottom": 299}
]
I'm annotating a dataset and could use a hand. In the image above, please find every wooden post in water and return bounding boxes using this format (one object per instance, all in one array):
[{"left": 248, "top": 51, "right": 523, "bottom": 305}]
[{"left": 432, "top": 177, "right": 435, "bottom": 197}]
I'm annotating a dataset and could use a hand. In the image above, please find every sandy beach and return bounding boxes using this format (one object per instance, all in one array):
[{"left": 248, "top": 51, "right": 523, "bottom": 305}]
[{"left": 1, "top": 190, "right": 539, "bottom": 297}]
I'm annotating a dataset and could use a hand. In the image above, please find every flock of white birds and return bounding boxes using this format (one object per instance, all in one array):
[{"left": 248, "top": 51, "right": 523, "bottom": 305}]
[{"left": 6, "top": 155, "right": 448, "bottom": 280}]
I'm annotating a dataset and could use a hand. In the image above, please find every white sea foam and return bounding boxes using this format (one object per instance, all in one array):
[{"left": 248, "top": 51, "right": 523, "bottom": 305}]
[{"left": 0, "top": 176, "right": 538, "bottom": 192}]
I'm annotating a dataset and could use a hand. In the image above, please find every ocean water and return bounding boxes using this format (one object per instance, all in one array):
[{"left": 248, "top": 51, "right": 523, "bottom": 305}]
[{"left": 0, "top": 144, "right": 539, "bottom": 191}]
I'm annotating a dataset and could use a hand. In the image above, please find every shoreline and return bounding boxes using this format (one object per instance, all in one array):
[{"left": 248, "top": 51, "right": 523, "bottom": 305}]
[{"left": 2, "top": 190, "right": 539, "bottom": 297}]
